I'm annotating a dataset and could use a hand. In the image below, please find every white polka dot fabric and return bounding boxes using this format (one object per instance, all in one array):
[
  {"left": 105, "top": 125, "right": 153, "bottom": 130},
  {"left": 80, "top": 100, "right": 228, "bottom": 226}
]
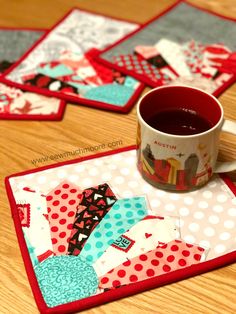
[{"left": 9, "top": 149, "right": 236, "bottom": 260}]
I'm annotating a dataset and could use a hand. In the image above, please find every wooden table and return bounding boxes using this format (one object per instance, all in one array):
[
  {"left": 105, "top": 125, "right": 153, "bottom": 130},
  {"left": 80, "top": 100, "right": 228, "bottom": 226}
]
[{"left": 0, "top": 0, "right": 235, "bottom": 313}]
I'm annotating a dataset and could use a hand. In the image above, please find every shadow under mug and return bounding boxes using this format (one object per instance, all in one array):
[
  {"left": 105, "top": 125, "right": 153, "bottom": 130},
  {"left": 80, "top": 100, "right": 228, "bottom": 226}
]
[{"left": 137, "top": 85, "right": 236, "bottom": 192}]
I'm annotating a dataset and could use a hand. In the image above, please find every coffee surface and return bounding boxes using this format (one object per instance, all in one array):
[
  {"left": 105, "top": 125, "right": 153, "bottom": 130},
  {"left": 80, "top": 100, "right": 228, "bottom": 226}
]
[{"left": 146, "top": 108, "right": 212, "bottom": 135}]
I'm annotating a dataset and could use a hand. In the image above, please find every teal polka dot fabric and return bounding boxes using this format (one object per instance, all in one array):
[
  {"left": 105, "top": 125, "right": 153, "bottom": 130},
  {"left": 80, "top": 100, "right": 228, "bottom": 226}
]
[
  {"left": 34, "top": 256, "right": 98, "bottom": 307},
  {"left": 84, "top": 84, "right": 134, "bottom": 106},
  {"left": 80, "top": 196, "right": 148, "bottom": 264}
]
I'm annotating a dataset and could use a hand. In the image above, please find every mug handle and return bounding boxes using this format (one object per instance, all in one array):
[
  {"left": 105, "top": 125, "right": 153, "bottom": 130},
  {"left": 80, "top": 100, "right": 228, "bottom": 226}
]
[{"left": 214, "top": 119, "right": 236, "bottom": 173}]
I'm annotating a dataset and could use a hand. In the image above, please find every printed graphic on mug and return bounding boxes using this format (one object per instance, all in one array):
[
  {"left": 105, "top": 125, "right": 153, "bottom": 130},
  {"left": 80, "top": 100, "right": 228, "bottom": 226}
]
[{"left": 137, "top": 86, "right": 224, "bottom": 192}]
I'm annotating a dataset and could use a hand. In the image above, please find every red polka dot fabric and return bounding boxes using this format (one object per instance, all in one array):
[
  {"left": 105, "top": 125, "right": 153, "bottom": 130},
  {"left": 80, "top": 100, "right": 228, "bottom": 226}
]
[
  {"left": 113, "top": 54, "right": 174, "bottom": 85},
  {"left": 99, "top": 239, "right": 205, "bottom": 289},
  {"left": 46, "top": 181, "right": 82, "bottom": 255}
]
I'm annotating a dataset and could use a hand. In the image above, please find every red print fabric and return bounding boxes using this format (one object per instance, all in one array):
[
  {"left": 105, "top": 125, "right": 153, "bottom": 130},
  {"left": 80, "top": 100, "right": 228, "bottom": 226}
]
[
  {"left": 68, "top": 183, "right": 117, "bottom": 256},
  {"left": 113, "top": 53, "right": 176, "bottom": 85},
  {"left": 99, "top": 239, "right": 205, "bottom": 289},
  {"left": 46, "top": 181, "right": 82, "bottom": 255}
]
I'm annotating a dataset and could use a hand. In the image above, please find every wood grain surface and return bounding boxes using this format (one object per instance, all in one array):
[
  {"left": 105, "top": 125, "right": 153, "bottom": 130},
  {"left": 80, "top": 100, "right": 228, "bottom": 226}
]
[{"left": 0, "top": 0, "right": 235, "bottom": 313}]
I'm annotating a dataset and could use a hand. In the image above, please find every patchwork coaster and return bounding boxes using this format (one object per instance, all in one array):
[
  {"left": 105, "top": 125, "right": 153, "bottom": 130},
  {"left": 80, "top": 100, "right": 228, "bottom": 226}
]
[
  {"left": 6, "top": 146, "right": 236, "bottom": 313},
  {"left": 97, "top": 1, "right": 236, "bottom": 95},
  {"left": 0, "top": 28, "right": 65, "bottom": 120},
  {"left": 1, "top": 10, "right": 144, "bottom": 113}
]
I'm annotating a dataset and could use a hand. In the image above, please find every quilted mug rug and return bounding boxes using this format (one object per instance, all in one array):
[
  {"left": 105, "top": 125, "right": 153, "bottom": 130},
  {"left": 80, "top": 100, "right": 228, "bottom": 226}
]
[
  {"left": 0, "top": 28, "right": 65, "bottom": 120},
  {"left": 6, "top": 146, "right": 236, "bottom": 313},
  {"left": 97, "top": 1, "right": 236, "bottom": 95},
  {"left": 1, "top": 9, "right": 144, "bottom": 113}
]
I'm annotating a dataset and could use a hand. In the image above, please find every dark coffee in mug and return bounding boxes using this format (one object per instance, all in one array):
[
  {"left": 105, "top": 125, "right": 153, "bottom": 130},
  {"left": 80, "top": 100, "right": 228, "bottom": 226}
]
[
  {"left": 137, "top": 85, "right": 225, "bottom": 192},
  {"left": 146, "top": 108, "right": 212, "bottom": 135}
]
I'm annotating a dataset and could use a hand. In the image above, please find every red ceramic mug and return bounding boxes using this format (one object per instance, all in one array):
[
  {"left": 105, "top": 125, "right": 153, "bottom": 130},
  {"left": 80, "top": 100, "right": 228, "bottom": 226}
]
[{"left": 137, "top": 85, "right": 236, "bottom": 192}]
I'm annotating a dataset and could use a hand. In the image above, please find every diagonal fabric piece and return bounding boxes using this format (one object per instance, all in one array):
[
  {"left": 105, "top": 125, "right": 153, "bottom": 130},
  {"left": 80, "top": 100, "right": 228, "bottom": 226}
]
[
  {"left": 14, "top": 189, "right": 54, "bottom": 264},
  {"left": 154, "top": 38, "right": 192, "bottom": 77},
  {"left": 182, "top": 40, "right": 205, "bottom": 76},
  {"left": 94, "top": 215, "right": 179, "bottom": 277},
  {"left": 68, "top": 183, "right": 117, "bottom": 256},
  {"left": 46, "top": 180, "right": 82, "bottom": 255},
  {"left": 34, "top": 255, "right": 98, "bottom": 307},
  {"left": 79, "top": 196, "right": 149, "bottom": 264},
  {"left": 99, "top": 239, "right": 206, "bottom": 289}
]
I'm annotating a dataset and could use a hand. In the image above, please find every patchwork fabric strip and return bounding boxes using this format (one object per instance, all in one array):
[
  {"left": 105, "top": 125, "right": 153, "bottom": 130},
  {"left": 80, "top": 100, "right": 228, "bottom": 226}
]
[
  {"left": 99, "top": 239, "right": 206, "bottom": 289},
  {"left": 22, "top": 49, "right": 141, "bottom": 107},
  {"left": 182, "top": 41, "right": 232, "bottom": 79},
  {"left": 68, "top": 183, "right": 117, "bottom": 256},
  {"left": 24, "top": 73, "right": 79, "bottom": 95},
  {"left": 94, "top": 215, "right": 179, "bottom": 277},
  {"left": 79, "top": 196, "right": 149, "bottom": 264},
  {"left": 14, "top": 189, "right": 54, "bottom": 265},
  {"left": 46, "top": 181, "right": 82, "bottom": 255},
  {"left": 35, "top": 255, "right": 98, "bottom": 307}
]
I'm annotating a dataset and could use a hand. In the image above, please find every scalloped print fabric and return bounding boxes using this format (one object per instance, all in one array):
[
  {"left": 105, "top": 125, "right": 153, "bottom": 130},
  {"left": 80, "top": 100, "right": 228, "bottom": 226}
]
[
  {"left": 35, "top": 255, "right": 99, "bottom": 307},
  {"left": 8, "top": 148, "right": 236, "bottom": 311}
]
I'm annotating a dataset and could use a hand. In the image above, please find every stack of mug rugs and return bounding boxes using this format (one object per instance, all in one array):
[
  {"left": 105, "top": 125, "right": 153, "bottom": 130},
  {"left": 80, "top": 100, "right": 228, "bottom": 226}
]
[
  {"left": 6, "top": 146, "right": 236, "bottom": 313},
  {"left": 0, "top": 9, "right": 144, "bottom": 118},
  {"left": 1, "top": 1, "right": 236, "bottom": 119}
]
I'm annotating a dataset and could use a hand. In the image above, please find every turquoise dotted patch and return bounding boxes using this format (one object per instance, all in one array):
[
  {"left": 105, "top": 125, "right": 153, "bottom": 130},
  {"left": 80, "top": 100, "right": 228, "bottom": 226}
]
[
  {"left": 80, "top": 196, "right": 148, "bottom": 264},
  {"left": 34, "top": 256, "right": 98, "bottom": 307},
  {"left": 84, "top": 84, "right": 135, "bottom": 106}
]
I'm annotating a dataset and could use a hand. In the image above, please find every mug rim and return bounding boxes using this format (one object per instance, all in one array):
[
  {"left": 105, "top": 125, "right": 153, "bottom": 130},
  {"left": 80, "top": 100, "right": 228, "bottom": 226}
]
[{"left": 137, "top": 85, "right": 224, "bottom": 138}]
